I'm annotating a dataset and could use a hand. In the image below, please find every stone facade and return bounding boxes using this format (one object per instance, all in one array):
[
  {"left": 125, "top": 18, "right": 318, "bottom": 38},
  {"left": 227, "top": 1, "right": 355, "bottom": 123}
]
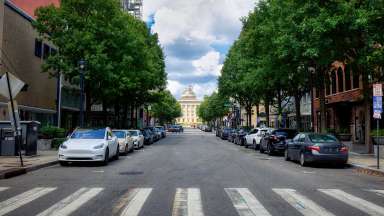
[{"left": 176, "top": 86, "right": 201, "bottom": 127}]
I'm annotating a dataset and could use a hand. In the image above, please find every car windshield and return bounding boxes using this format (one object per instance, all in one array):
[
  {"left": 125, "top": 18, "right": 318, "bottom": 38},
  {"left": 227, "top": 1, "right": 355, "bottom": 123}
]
[
  {"left": 113, "top": 131, "right": 125, "bottom": 138},
  {"left": 129, "top": 131, "right": 138, "bottom": 136},
  {"left": 309, "top": 134, "right": 338, "bottom": 143},
  {"left": 273, "top": 130, "right": 297, "bottom": 138},
  {"left": 70, "top": 129, "right": 105, "bottom": 139}
]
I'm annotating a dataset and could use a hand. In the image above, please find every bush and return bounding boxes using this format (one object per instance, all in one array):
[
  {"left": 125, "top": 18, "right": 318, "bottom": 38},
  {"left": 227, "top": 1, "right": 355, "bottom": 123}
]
[
  {"left": 51, "top": 138, "right": 67, "bottom": 149},
  {"left": 40, "top": 126, "right": 66, "bottom": 139},
  {"left": 370, "top": 129, "right": 384, "bottom": 137}
]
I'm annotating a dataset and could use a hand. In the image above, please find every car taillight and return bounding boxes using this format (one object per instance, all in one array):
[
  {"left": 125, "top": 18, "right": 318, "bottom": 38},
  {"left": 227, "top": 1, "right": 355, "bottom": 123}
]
[
  {"left": 340, "top": 146, "right": 348, "bottom": 153},
  {"left": 270, "top": 135, "right": 279, "bottom": 142},
  {"left": 306, "top": 145, "right": 320, "bottom": 152}
]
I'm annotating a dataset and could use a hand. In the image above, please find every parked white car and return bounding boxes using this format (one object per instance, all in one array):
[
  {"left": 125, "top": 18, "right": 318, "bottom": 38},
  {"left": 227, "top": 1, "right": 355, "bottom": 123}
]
[
  {"left": 128, "top": 130, "right": 144, "bottom": 149},
  {"left": 112, "top": 130, "right": 134, "bottom": 155},
  {"left": 58, "top": 128, "right": 119, "bottom": 166},
  {"left": 245, "top": 128, "right": 273, "bottom": 149}
]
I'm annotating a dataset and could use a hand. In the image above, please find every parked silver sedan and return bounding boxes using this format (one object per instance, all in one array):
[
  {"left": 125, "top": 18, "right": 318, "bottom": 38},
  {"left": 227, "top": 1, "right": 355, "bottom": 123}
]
[{"left": 112, "top": 130, "right": 134, "bottom": 155}]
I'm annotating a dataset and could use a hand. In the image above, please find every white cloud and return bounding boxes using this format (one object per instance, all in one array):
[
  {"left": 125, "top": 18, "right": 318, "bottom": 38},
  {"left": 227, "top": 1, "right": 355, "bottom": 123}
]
[
  {"left": 192, "top": 51, "right": 223, "bottom": 77},
  {"left": 144, "top": 0, "right": 256, "bottom": 98}
]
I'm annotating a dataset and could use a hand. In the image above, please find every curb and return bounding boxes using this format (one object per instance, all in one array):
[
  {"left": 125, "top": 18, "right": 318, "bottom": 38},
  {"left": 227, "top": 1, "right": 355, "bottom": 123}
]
[
  {"left": 0, "top": 160, "right": 58, "bottom": 179},
  {"left": 349, "top": 163, "right": 384, "bottom": 177}
]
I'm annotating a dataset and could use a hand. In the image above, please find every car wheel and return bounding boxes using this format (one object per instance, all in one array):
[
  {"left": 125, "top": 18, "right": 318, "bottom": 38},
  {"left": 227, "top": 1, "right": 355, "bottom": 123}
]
[
  {"left": 267, "top": 144, "right": 273, "bottom": 156},
  {"left": 129, "top": 145, "right": 134, "bottom": 153},
  {"left": 59, "top": 161, "right": 68, "bottom": 166},
  {"left": 103, "top": 148, "right": 109, "bottom": 166},
  {"left": 284, "top": 149, "right": 290, "bottom": 161},
  {"left": 300, "top": 152, "right": 307, "bottom": 167},
  {"left": 253, "top": 140, "right": 257, "bottom": 150},
  {"left": 114, "top": 145, "right": 119, "bottom": 160},
  {"left": 260, "top": 144, "right": 265, "bottom": 153},
  {"left": 124, "top": 144, "right": 129, "bottom": 155}
]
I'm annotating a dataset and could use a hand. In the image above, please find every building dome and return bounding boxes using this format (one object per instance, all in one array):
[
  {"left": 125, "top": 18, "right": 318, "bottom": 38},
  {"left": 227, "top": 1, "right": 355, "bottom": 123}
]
[{"left": 180, "top": 86, "right": 197, "bottom": 100}]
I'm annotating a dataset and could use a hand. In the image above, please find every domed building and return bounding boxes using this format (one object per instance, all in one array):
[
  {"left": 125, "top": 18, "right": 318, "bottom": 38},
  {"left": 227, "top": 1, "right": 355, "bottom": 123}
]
[{"left": 176, "top": 86, "right": 202, "bottom": 127}]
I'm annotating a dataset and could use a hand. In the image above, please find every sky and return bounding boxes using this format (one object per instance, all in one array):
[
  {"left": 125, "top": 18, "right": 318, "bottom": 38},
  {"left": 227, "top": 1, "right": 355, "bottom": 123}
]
[{"left": 143, "top": 0, "right": 256, "bottom": 100}]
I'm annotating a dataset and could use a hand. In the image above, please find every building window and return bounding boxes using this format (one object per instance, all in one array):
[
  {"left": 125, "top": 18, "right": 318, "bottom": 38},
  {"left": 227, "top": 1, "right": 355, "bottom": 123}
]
[
  {"left": 43, "top": 44, "right": 51, "bottom": 59},
  {"left": 337, "top": 67, "right": 343, "bottom": 92},
  {"left": 34, "top": 39, "right": 42, "bottom": 58},
  {"left": 331, "top": 71, "right": 337, "bottom": 94},
  {"left": 353, "top": 71, "right": 360, "bottom": 89},
  {"left": 345, "top": 65, "right": 351, "bottom": 91}
]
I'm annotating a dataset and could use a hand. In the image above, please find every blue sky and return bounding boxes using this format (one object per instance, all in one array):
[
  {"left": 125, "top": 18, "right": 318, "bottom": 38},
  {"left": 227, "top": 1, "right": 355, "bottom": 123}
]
[{"left": 143, "top": 0, "right": 256, "bottom": 99}]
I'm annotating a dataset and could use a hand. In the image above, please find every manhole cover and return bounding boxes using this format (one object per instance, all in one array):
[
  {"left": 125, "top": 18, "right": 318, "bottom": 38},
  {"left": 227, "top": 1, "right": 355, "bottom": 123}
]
[{"left": 119, "top": 171, "right": 144, "bottom": 175}]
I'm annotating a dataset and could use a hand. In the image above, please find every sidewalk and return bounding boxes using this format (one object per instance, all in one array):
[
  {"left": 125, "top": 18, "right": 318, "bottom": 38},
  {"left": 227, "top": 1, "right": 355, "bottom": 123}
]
[
  {"left": 349, "top": 152, "right": 384, "bottom": 176},
  {"left": 0, "top": 151, "right": 58, "bottom": 179}
]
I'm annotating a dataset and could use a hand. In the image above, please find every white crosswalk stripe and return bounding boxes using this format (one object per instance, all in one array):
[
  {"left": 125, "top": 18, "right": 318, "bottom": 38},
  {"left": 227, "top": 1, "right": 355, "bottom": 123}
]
[
  {"left": 225, "top": 188, "right": 271, "bottom": 216},
  {"left": 0, "top": 187, "right": 56, "bottom": 216},
  {"left": 37, "top": 187, "right": 103, "bottom": 216},
  {"left": 319, "top": 189, "right": 384, "bottom": 216},
  {"left": 0, "top": 187, "right": 9, "bottom": 192},
  {"left": 273, "top": 188, "right": 335, "bottom": 216},
  {"left": 120, "top": 188, "right": 153, "bottom": 216},
  {"left": 172, "top": 188, "right": 204, "bottom": 216}
]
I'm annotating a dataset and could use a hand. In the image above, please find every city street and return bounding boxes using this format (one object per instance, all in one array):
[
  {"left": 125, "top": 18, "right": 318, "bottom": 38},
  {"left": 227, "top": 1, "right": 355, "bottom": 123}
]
[{"left": 0, "top": 129, "right": 383, "bottom": 216}]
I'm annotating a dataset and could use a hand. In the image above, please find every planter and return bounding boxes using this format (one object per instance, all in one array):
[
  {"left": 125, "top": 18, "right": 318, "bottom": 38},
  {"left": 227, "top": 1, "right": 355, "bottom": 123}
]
[
  {"left": 37, "top": 139, "right": 52, "bottom": 151},
  {"left": 372, "top": 136, "right": 384, "bottom": 145},
  {"left": 373, "top": 145, "right": 384, "bottom": 159},
  {"left": 337, "top": 134, "right": 352, "bottom": 142}
]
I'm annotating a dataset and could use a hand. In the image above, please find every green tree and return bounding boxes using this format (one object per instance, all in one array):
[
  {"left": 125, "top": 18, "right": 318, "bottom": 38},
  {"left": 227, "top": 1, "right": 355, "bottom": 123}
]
[{"left": 151, "top": 91, "right": 181, "bottom": 125}]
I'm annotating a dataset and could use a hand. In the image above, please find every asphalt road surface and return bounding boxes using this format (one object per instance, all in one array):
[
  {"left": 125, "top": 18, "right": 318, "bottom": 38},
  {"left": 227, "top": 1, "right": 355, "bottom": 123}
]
[{"left": 1, "top": 128, "right": 384, "bottom": 216}]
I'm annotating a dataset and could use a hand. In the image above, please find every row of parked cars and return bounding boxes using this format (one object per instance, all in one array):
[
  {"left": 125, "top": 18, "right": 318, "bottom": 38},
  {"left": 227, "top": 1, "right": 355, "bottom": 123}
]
[
  {"left": 197, "top": 125, "right": 212, "bottom": 132},
  {"left": 58, "top": 126, "right": 167, "bottom": 166},
  {"left": 215, "top": 127, "right": 349, "bottom": 167}
]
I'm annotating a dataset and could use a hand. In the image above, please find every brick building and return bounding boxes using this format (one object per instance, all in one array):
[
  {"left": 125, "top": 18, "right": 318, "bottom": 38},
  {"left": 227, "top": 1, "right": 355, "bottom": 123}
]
[{"left": 313, "top": 61, "right": 371, "bottom": 152}]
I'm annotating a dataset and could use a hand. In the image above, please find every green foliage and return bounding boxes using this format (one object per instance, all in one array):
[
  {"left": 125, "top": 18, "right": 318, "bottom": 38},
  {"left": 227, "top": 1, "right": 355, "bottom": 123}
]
[
  {"left": 40, "top": 126, "right": 66, "bottom": 139},
  {"left": 150, "top": 91, "right": 182, "bottom": 124},
  {"left": 33, "top": 0, "right": 166, "bottom": 126},
  {"left": 51, "top": 138, "right": 67, "bottom": 149},
  {"left": 371, "top": 129, "right": 384, "bottom": 137},
  {"left": 219, "top": 0, "right": 384, "bottom": 129},
  {"left": 197, "top": 92, "right": 230, "bottom": 123}
]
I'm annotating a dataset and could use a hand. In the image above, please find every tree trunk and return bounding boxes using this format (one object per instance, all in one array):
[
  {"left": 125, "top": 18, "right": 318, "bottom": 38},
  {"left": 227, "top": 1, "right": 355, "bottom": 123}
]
[
  {"left": 256, "top": 103, "right": 260, "bottom": 127},
  {"left": 294, "top": 92, "right": 302, "bottom": 131},
  {"left": 102, "top": 101, "right": 107, "bottom": 127},
  {"left": 265, "top": 99, "right": 270, "bottom": 127},
  {"left": 318, "top": 66, "right": 327, "bottom": 133},
  {"left": 277, "top": 90, "right": 282, "bottom": 128},
  {"left": 114, "top": 103, "right": 120, "bottom": 129},
  {"left": 122, "top": 103, "right": 128, "bottom": 128},
  {"left": 130, "top": 104, "right": 134, "bottom": 128}
]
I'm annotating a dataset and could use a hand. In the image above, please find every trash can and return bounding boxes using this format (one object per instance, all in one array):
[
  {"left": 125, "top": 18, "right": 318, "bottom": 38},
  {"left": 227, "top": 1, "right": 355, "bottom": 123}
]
[
  {"left": 0, "top": 128, "right": 17, "bottom": 156},
  {"left": 25, "top": 121, "right": 39, "bottom": 156}
]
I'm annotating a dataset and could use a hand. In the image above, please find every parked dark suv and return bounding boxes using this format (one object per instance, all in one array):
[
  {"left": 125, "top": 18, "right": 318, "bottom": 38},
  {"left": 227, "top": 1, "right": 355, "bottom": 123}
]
[
  {"left": 220, "top": 128, "right": 232, "bottom": 140},
  {"left": 260, "top": 128, "right": 298, "bottom": 155}
]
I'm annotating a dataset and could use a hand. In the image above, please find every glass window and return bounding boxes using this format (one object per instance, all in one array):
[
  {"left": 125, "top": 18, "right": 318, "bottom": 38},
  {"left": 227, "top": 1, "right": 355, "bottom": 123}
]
[
  {"left": 113, "top": 131, "right": 126, "bottom": 138},
  {"left": 43, "top": 44, "right": 51, "bottom": 59},
  {"left": 337, "top": 67, "right": 344, "bottom": 92},
  {"left": 298, "top": 134, "right": 306, "bottom": 142},
  {"left": 345, "top": 65, "right": 351, "bottom": 90},
  {"left": 309, "top": 134, "right": 338, "bottom": 143},
  {"left": 34, "top": 39, "right": 42, "bottom": 58},
  {"left": 331, "top": 70, "right": 337, "bottom": 94},
  {"left": 353, "top": 71, "right": 360, "bottom": 89},
  {"left": 293, "top": 134, "right": 300, "bottom": 142},
  {"left": 71, "top": 129, "right": 105, "bottom": 139}
]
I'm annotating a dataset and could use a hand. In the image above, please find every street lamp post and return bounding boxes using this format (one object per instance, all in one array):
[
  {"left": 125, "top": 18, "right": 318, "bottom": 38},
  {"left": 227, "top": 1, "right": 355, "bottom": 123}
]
[{"left": 78, "top": 60, "right": 86, "bottom": 128}]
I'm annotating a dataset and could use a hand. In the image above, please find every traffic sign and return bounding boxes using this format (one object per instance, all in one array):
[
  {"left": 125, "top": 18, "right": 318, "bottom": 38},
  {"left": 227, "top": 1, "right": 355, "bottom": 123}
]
[
  {"left": 373, "top": 84, "right": 383, "bottom": 96},
  {"left": 373, "top": 112, "right": 382, "bottom": 119},
  {"left": 0, "top": 72, "right": 25, "bottom": 99},
  {"left": 373, "top": 96, "right": 382, "bottom": 113}
]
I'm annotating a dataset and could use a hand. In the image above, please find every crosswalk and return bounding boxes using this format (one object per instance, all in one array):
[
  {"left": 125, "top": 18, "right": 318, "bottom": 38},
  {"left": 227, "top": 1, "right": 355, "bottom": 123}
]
[{"left": 0, "top": 186, "right": 383, "bottom": 216}]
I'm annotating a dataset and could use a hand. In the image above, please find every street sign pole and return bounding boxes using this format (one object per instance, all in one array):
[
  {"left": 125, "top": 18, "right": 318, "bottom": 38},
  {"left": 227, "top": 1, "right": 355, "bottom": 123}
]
[
  {"left": 5, "top": 72, "right": 23, "bottom": 167},
  {"left": 373, "top": 83, "right": 383, "bottom": 169}
]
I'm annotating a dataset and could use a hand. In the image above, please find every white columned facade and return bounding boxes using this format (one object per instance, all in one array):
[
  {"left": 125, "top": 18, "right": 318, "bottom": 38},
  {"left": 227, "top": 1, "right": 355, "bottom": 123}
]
[{"left": 176, "top": 86, "right": 201, "bottom": 127}]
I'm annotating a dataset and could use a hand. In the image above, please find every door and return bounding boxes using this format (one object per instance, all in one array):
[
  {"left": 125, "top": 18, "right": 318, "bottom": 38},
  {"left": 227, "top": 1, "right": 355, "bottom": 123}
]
[
  {"left": 288, "top": 134, "right": 300, "bottom": 159},
  {"left": 107, "top": 130, "right": 116, "bottom": 157},
  {"left": 293, "top": 134, "right": 305, "bottom": 160}
]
